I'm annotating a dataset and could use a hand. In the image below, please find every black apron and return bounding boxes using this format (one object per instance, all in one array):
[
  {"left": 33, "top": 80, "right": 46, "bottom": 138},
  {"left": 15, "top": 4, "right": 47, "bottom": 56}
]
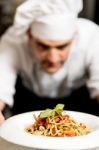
[{"left": 12, "top": 76, "right": 99, "bottom": 116}]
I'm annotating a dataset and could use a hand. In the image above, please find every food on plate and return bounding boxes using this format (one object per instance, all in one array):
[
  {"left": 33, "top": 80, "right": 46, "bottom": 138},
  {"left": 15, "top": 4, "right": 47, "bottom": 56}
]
[{"left": 25, "top": 104, "right": 91, "bottom": 137}]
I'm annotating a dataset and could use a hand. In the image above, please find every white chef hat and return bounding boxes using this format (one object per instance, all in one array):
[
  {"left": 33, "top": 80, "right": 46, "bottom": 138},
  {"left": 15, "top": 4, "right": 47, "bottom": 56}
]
[{"left": 14, "top": 0, "right": 83, "bottom": 40}]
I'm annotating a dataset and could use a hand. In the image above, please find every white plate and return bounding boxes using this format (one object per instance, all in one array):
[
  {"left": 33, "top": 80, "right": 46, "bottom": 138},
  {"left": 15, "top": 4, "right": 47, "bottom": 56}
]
[{"left": 0, "top": 111, "right": 99, "bottom": 150}]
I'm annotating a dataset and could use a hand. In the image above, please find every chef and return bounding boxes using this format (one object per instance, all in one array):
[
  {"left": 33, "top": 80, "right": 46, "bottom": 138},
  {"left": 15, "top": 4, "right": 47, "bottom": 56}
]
[{"left": 0, "top": 0, "right": 99, "bottom": 124}]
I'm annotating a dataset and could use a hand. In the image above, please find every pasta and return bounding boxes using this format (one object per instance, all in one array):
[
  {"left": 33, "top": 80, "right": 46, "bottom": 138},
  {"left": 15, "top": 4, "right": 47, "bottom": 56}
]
[{"left": 25, "top": 104, "right": 91, "bottom": 137}]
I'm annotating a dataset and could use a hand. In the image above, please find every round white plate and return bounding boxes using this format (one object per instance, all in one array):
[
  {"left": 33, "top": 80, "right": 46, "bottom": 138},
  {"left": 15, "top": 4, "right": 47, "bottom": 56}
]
[{"left": 0, "top": 111, "right": 99, "bottom": 150}]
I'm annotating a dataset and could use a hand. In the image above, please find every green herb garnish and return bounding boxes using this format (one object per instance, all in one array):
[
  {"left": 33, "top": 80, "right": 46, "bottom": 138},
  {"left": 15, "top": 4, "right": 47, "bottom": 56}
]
[{"left": 40, "top": 104, "right": 64, "bottom": 118}]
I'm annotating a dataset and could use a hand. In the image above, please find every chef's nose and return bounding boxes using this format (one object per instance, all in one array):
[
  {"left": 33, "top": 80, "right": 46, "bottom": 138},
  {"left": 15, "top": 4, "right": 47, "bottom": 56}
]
[{"left": 47, "top": 48, "right": 60, "bottom": 63}]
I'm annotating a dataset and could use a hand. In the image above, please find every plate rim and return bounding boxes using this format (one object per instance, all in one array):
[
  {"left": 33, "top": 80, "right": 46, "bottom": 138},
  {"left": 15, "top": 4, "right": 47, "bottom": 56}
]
[{"left": 0, "top": 110, "right": 99, "bottom": 150}]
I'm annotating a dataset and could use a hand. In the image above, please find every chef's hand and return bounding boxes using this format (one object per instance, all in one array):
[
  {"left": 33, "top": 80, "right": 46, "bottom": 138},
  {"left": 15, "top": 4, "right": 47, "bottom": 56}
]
[
  {"left": 0, "top": 111, "right": 5, "bottom": 125},
  {"left": 0, "top": 100, "right": 6, "bottom": 125}
]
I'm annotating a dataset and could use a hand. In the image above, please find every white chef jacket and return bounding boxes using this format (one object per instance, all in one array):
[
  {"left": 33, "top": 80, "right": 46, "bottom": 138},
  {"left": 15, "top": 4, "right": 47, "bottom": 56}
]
[{"left": 0, "top": 18, "right": 99, "bottom": 107}]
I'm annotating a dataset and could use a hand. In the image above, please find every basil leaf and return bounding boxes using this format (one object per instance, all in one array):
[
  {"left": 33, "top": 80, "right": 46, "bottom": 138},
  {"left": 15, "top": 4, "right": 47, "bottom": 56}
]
[
  {"left": 54, "top": 104, "right": 64, "bottom": 111},
  {"left": 40, "top": 109, "right": 53, "bottom": 118},
  {"left": 40, "top": 104, "right": 65, "bottom": 118}
]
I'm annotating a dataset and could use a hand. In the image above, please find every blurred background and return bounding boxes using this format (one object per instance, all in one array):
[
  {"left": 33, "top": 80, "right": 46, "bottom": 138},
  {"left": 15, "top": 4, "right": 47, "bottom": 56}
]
[
  {"left": 0, "top": 0, "right": 25, "bottom": 35},
  {"left": 0, "top": 0, "right": 99, "bottom": 36}
]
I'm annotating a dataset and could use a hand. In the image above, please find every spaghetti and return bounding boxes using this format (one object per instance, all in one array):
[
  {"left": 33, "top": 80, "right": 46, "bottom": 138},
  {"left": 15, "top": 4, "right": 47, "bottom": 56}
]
[{"left": 25, "top": 104, "right": 91, "bottom": 137}]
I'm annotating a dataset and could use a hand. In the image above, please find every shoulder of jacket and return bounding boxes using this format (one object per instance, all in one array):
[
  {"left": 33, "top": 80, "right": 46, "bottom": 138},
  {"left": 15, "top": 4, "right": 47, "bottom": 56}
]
[{"left": 77, "top": 18, "right": 99, "bottom": 48}]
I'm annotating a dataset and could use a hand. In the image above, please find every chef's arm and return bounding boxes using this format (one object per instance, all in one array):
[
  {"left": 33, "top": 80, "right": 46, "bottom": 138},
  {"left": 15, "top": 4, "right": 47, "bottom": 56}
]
[
  {"left": 85, "top": 30, "right": 99, "bottom": 103},
  {"left": 0, "top": 27, "right": 21, "bottom": 125}
]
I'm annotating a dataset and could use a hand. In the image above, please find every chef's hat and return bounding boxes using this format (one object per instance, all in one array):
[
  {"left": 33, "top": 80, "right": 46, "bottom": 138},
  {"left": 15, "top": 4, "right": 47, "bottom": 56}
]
[{"left": 14, "top": 0, "right": 83, "bottom": 40}]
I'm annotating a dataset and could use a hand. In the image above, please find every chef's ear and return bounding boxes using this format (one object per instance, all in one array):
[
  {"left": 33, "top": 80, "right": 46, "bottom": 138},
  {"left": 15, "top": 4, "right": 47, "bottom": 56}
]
[{"left": 27, "top": 28, "right": 33, "bottom": 40}]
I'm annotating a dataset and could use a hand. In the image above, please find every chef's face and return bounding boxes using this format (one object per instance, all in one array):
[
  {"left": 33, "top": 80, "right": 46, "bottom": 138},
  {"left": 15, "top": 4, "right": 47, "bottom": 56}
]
[{"left": 28, "top": 30, "right": 74, "bottom": 74}]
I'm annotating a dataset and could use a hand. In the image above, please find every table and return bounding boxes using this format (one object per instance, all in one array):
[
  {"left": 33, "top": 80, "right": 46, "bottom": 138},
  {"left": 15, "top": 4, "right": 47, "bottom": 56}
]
[{"left": 0, "top": 137, "right": 37, "bottom": 150}]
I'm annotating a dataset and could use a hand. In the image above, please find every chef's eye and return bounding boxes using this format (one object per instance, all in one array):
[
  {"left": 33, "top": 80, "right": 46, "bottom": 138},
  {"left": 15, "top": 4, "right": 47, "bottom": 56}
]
[
  {"left": 57, "top": 43, "right": 71, "bottom": 50},
  {"left": 37, "top": 42, "right": 50, "bottom": 50}
]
